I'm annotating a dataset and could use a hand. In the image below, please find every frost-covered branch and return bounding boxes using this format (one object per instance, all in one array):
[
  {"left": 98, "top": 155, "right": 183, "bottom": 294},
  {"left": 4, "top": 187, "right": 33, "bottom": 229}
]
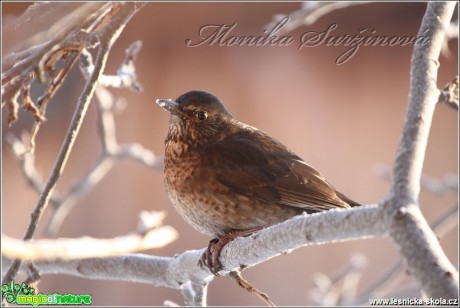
[
  {"left": 2, "top": 2, "right": 146, "bottom": 286},
  {"left": 3, "top": 204, "right": 384, "bottom": 306},
  {"left": 380, "top": 1, "right": 458, "bottom": 300}
]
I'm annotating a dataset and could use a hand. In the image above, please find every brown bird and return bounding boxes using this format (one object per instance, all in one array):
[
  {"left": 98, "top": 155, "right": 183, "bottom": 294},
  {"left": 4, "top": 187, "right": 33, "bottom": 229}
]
[{"left": 156, "top": 90, "right": 360, "bottom": 274}]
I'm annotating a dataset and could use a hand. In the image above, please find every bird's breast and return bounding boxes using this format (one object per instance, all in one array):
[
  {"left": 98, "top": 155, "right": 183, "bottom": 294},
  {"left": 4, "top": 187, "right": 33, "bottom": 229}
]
[
  {"left": 163, "top": 139, "right": 304, "bottom": 238},
  {"left": 164, "top": 140, "right": 222, "bottom": 235},
  {"left": 165, "top": 141, "right": 194, "bottom": 177}
]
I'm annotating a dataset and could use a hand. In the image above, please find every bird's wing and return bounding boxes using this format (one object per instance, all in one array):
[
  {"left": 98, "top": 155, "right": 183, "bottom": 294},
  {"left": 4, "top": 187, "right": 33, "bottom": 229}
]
[{"left": 206, "top": 130, "right": 351, "bottom": 212}]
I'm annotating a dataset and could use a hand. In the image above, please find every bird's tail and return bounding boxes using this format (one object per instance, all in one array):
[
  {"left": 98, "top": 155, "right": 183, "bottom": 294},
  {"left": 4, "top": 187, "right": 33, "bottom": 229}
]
[{"left": 335, "top": 191, "right": 361, "bottom": 207}]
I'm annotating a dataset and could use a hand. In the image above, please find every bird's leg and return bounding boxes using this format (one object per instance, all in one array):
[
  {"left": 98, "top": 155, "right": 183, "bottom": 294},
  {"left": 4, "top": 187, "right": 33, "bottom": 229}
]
[{"left": 200, "top": 228, "right": 262, "bottom": 275}]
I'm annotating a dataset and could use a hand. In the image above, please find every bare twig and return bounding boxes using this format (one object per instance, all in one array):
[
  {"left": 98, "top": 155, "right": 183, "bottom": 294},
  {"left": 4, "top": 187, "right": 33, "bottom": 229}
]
[
  {"left": 1, "top": 3, "right": 112, "bottom": 127},
  {"left": 310, "top": 253, "right": 368, "bottom": 305},
  {"left": 432, "top": 202, "right": 459, "bottom": 239},
  {"left": 28, "top": 51, "right": 81, "bottom": 153},
  {"left": 6, "top": 39, "right": 162, "bottom": 237},
  {"left": 229, "top": 271, "right": 275, "bottom": 306},
  {"left": 1, "top": 2, "right": 146, "bottom": 286},
  {"left": 267, "top": 2, "right": 368, "bottom": 35},
  {"left": 5, "top": 134, "right": 62, "bottom": 205},
  {"left": 438, "top": 76, "right": 459, "bottom": 110},
  {"left": 180, "top": 280, "right": 209, "bottom": 306},
  {"left": 2, "top": 3, "right": 107, "bottom": 68},
  {"left": 2, "top": 211, "right": 175, "bottom": 262},
  {"left": 44, "top": 40, "right": 161, "bottom": 237},
  {"left": 45, "top": 157, "right": 114, "bottom": 236},
  {"left": 24, "top": 263, "right": 41, "bottom": 286},
  {"left": 101, "top": 41, "right": 144, "bottom": 91},
  {"left": 2, "top": 224, "right": 177, "bottom": 261},
  {"left": 79, "top": 41, "right": 143, "bottom": 92},
  {"left": 375, "top": 164, "right": 458, "bottom": 196}
]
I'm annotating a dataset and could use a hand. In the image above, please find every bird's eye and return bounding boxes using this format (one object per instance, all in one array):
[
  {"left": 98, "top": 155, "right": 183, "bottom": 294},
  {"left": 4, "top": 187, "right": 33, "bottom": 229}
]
[{"left": 195, "top": 110, "right": 208, "bottom": 121}]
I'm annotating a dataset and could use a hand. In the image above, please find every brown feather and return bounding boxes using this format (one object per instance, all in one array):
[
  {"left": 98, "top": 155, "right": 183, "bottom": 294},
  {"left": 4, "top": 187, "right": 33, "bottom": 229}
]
[
  {"left": 159, "top": 90, "right": 361, "bottom": 239},
  {"left": 206, "top": 127, "right": 355, "bottom": 213}
]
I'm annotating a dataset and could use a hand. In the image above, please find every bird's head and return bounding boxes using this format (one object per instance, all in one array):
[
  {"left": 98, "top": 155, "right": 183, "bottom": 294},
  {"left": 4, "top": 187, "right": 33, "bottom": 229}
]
[{"left": 156, "top": 90, "right": 235, "bottom": 144}]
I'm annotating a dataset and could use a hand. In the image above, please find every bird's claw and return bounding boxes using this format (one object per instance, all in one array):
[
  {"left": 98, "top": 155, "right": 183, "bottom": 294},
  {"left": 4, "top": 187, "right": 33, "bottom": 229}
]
[{"left": 200, "top": 238, "right": 224, "bottom": 276}]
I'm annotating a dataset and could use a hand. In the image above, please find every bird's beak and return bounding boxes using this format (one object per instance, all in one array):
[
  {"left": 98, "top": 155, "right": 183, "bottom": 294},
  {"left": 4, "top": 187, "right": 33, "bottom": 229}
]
[{"left": 156, "top": 99, "right": 187, "bottom": 118}]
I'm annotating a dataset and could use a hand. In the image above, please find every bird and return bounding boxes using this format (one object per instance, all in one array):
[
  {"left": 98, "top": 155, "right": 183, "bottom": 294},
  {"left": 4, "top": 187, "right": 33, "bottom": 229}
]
[{"left": 156, "top": 90, "right": 360, "bottom": 274}]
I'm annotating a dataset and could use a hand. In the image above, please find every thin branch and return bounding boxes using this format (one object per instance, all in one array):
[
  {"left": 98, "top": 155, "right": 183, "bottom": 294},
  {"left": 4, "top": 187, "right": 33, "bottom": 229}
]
[
  {"left": 432, "top": 202, "right": 459, "bottom": 239},
  {"left": 1, "top": 2, "right": 145, "bottom": 286},
  {"left": 267, "top": 2, "right": 368, "bottom": 35},
  {"left": 46, "top": 145, "right": 163, "bottom": 237},
  {"left": 310, "top": 253, "right": 368, "bottom": 305},
  {"left": 44, "top": 40, "right": 161, "bottom": 236},
  {"left": 45, "top": 156, "right": 114, "bottom": 236},
  {"left": 114, "top": 144, "right": 163, "bottom": 170},
  {"left": 2, "top": 211, "right": 175, "bottom": 262},
  {"left": 438, "top": 76, "right": 459, "bottom": 110},
  {"left": 5, "top": 134, "right": 62, "bottom": 205},
  {"left": 100, "top": 41, "right": 144, "bottom": 91},
  {"left": 375, "top": 165, "right": 458, "bottom": 196},
  {"left": 28, "top": 51, "right": 82, "bottom": 153},
  {"left": 180, "top": 280, "right": 209, "bottom": 306},
  {"left": 5, "top": 38, "right": 159, "bottom": 238},
  {"left": 1, "top": 3, "right": 112, "bottom": 127},
  {"left": 229, "top": 271, "right": 275, "bottom": 306},
  {"left": 2, "top": 226, "right": 177, "bottom": 261},
  {"left": 4, "top": 5, "right": 156, "bottom": 239},
  {"left": 2, "top": 3, "right": 108, "bottom": 69}
]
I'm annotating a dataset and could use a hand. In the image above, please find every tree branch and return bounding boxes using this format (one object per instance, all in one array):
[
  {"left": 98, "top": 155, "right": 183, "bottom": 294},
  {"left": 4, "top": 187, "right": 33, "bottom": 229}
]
[
  {"left": 389, "top": 2, "right": 456, "bottom": 201},
  {"left": 220, "top": 205, "right": 384, "bottom": 272},
  {"left": 44, "top": 40, "right": 161, "bottom": 237},
  {"left": 1, "top": 3, "right": 111, "bottom": 127},
  {"left": 1, "top": 2, "right": 146, "bottom": 286},
  {"left": 381, "top": 1, "right": 458, "bottom": 299},
  {"left": 356, "top": 202, "right": 459, "bottom": 305},
  {"left": 2, "top": 211, "right": 177, "bottom": 261},
  {"left": 2, "top": 227, "right": 177, "bottom": 261},
  {"left": 5, "top": 134, "right": 63, "bottom": 205},
  {"left": 3, "top": 204, "right": 385, "bottom": 303}
]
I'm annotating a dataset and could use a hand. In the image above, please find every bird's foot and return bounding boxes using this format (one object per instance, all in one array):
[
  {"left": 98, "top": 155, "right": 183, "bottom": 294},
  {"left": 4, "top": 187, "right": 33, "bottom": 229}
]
[
  {"left": 200, "top": 228, "right": 261, "bottom": 276},
  {"left": 200, "top": 238, "right": 226, "bottom": 275}
]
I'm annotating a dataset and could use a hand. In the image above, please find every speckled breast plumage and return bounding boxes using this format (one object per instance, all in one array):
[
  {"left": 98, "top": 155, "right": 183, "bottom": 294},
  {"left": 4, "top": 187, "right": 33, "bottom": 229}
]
[{"left": 164, "top": 139, "right": 302, "bottom": 238}]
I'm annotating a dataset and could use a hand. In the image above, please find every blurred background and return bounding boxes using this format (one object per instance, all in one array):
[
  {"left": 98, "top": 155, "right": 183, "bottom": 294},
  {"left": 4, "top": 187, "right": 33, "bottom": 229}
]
[{"left": 2, "top": 2, "right": 458, "bottom": 306}]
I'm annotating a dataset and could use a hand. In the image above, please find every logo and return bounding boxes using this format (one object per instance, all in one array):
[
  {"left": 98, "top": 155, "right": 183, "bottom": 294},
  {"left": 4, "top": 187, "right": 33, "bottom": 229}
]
[{"left": 2, "top": 280, "right": 92, "bottom": 306}]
